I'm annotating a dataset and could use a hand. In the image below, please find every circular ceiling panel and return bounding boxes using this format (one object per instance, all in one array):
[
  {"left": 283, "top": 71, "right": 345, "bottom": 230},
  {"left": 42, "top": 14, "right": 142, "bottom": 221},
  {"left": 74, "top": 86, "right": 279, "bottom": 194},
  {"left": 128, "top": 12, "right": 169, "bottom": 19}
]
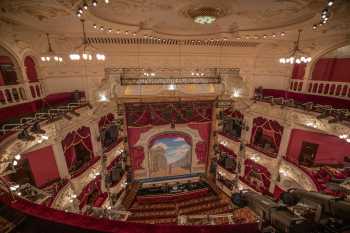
[{"left": 89, "top": 0, "right": 323, "bottom": 36}]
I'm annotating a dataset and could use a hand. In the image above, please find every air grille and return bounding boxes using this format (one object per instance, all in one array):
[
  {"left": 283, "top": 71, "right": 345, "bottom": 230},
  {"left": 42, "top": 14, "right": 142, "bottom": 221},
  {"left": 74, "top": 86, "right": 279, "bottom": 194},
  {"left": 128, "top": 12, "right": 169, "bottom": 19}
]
[{"left": 87, "top": 37, "right": 259, "bottom": 47}]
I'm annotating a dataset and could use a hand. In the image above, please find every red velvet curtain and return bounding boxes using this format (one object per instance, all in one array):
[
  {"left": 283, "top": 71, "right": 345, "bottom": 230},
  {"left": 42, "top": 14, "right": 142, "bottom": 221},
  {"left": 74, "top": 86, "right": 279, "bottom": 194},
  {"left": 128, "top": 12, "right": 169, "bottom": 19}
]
[
  {"left": 251, "top": 117, "right": 283, "bottom": 154},
  {"left": 241, "top": 159, "right": 271, "bottom": 194},
  {"left": 98, "top": 113, "right": 115, "bottom": 131},
  {"left": 24, "top": 56, "right": 38, "bottom": 83},
  {"left": 189, "top": 122, "right": 211, "bottom": 164},
  {"left": 292, "top": 64, "right": 306, "bottom": 80},
  {"left": 127, "top": 127, "right": 152, "bottom": 170},
  {"left": 78, "top": 176, "right": 103, "bottom": 209},
  {"left": 312, "top": 58, "right": 350, "bottom": 82},
  {"left": 125, "top": 102, "right": 212, "bottom": 127},
  {"left": 61, "top": 126, "right": 94, "bottom": 170}
]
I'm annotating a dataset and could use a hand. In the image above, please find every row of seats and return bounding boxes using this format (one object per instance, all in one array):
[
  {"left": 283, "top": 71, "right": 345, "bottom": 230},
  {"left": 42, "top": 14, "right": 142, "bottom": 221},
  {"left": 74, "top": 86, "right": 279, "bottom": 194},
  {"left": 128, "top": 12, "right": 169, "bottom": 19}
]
[
  {"left": 128, "top": 191, "right": 233, "bottom": 224},
  {"left": 178, "top": 198, "right": 230, "bottom": 215}
]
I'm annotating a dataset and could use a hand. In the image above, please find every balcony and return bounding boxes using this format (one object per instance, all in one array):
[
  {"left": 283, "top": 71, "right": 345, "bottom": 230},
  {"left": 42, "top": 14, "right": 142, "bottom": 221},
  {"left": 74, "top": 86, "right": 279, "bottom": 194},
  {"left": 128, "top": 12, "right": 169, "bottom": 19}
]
[
  {"left": 0, "top": 82, "right": 43, "bottom": 109},
  {"left": 289, "top": 79, "right": 350, "bottom": 100}
]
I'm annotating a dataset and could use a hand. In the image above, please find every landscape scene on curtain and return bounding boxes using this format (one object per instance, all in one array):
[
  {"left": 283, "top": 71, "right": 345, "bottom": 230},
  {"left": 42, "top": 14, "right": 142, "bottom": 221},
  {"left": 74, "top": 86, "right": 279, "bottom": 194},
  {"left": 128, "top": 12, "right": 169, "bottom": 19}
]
[{"left": 149, "top": 136, "right": 191, "bottom": 178}]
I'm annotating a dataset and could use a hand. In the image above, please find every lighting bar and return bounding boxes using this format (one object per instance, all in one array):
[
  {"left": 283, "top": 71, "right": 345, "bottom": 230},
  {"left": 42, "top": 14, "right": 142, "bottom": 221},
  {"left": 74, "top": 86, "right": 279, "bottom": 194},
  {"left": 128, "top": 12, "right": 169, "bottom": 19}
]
[{"left": 120, "top": 77, "right": 221, "bottom": 86}]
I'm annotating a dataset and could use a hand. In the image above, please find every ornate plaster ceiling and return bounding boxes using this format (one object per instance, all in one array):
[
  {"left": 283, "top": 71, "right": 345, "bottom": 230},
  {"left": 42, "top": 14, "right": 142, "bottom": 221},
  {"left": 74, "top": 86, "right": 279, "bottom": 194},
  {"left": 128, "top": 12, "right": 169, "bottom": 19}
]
[
  {"left": 0, "top": 0, "right": 349, "bottom": 41},
  {"left": 89, "top": 0, "right": 322, "bottom": 35}
]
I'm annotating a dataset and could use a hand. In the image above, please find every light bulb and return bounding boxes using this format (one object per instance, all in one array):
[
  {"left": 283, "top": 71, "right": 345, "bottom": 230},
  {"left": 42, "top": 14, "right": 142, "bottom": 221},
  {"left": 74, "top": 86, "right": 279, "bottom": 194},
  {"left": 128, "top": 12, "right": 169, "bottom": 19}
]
[
  {"left": 328, "top": 1, "right": 334, "bottom": 7},
  {"left": 296, "top": 59, "right": 301, "bottom": 64},
  {"left": 46, "top": 57, "right": 50, "bottom": 61},
  {"left": 83, "top": 3, "right": 88, "bottom": 10},
  {"left": 168, "top": 84, "right": 176, "bottom": 90},
  {"left": 69, "top": 54, "right": 80, "bottom": 60},
  {"left": 92, "top": 0, "right": 97, "bottom": 7},
  {"left": 13, "top": 160, "right": 18, "bottom": 166},
  {"left": 15, "top": 154, "right": 21, "bottom": 160}
]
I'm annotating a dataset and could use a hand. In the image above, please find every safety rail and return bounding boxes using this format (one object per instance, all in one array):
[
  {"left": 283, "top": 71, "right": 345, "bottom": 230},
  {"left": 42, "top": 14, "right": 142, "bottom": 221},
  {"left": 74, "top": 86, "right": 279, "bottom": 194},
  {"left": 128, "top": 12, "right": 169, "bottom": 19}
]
[
  {"left": 289, "top": 79, "right": 350, "bottom": 100},
  {"left": 0, "top": 82, "right": 43, "bottom": 108}
]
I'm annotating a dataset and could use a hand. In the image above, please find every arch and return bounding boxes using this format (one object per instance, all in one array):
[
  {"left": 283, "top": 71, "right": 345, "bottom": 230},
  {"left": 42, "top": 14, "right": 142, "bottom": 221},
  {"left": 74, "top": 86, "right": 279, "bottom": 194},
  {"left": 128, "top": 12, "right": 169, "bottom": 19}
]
[
  {"left": 0, "top": 47, "right": 21, "bottom": 85},
  {"left": 0, "top": 42, "right": 24, "bottom": 83},
  {"left": 304, "top": 40, "right": 350, "bottom": 81},
  {"left": 132, "top": 124, "right": 205, "bottom": 179},
  {"left": 24, "top": 56, "right": 39, "bottom": 82}
]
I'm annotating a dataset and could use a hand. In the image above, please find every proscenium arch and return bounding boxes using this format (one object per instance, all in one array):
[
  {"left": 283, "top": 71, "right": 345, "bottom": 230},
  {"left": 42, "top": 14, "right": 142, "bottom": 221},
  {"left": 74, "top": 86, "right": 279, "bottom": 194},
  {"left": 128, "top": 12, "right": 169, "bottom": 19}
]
[{"left": 133, "top": 124, "right": 205, "bottom": 179}]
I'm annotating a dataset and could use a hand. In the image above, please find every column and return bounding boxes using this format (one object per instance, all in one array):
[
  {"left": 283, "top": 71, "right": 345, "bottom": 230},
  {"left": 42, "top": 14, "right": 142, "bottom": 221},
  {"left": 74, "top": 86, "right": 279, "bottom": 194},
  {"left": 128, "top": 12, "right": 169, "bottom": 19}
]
[
  {"left": 243, "top": 115, "right": 254, "bottom": 145},
  {"left": 90, "top": 122, "right": 106, "bottom": 192},
  {"left": 239, "top": 115, "right": 253, "bottom": 178},
  {"left": 207, "top": 102, "right": 219, "bottom": 179},
  {"left": 52, "top": 139, "right": 70, "bottom": 179},
  {"left": 90, "top": 123, "right": 103, "bottom": 157},
  {"left": 269, "top": 124, "right": 293, "bottom": 193}
]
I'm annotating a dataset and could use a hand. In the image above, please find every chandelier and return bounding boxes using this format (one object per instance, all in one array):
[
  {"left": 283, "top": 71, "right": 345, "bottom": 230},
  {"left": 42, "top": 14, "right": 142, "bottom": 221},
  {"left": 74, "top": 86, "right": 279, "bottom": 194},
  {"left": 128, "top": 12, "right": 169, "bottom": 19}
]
[
  {"left": 188, "top": 7, "right": 224, "bottom": 25},
  {"left": 40, "top": 34, "right": 63, "bottom": 63},
  {"left": 279, "top": 30, "right": 311, "bottom": 64},
  {"left": 69, "top": 19, "right": 106, "bottom": 61}
]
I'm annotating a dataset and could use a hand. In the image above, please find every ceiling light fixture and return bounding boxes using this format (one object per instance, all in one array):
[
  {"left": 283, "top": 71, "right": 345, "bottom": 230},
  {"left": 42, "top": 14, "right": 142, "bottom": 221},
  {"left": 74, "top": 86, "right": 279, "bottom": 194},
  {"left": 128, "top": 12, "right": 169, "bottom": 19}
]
[
  {"left": 40, "top": 33, "right": 63, "bottom": 63},
  {"left": 279, "top": 29, "right": 311, "bottom": 64},
  {"left": 188, "top": 7, "right": 224, "bottom": 25},
  {"left": 69, "top": 19, "right": 106, "bottom": 61}
]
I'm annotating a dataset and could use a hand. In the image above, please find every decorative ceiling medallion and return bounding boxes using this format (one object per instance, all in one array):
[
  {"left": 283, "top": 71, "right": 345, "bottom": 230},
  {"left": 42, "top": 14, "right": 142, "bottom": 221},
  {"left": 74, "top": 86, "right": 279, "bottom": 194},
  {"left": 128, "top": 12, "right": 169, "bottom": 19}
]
[{"left": 187, "top": 7, "right": 226, "bottom": 24}]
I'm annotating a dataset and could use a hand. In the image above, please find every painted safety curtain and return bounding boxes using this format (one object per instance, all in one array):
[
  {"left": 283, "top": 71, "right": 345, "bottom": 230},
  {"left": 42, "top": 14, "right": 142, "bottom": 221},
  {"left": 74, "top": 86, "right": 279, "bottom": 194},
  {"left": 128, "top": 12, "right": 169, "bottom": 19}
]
[{"left": 61, "top": 126, "right": 94, "bottom": 170}]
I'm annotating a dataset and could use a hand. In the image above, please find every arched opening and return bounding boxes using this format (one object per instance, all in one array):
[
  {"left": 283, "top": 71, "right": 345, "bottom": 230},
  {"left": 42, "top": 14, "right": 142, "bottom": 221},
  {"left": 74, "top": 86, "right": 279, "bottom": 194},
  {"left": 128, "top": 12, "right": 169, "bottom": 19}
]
[
  {"left": 0, "top": 46, "right": 20, "bottom": 86},
  {"left": 311, "top": 44, "right": 350, "bottom": 83},
  {"left": 24, "top": 56, "right": 39, "bottom": 83}
]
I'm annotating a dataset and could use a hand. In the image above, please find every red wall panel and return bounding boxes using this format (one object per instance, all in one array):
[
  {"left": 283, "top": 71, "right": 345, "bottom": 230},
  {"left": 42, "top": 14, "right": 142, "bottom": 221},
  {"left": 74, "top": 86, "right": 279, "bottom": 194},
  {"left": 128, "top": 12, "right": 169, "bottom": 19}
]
[
  {"left": 286, "top": 129, "right": 350, "bottom": 166},
  {"left": 291, "top": 64, "right": 306, "bottom": 80},
  {"left": 25, "top": 145, "right": 60, "bottom": 188}
]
